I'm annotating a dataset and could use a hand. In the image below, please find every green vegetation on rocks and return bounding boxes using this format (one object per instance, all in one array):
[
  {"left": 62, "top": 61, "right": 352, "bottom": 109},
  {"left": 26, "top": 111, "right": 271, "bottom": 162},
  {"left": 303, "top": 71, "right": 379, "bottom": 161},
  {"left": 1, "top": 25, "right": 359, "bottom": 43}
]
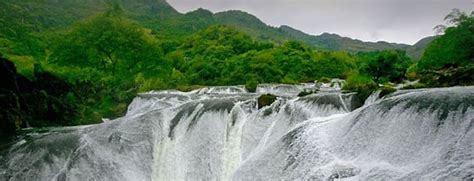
[
  {"left": 401, "top": 82, "right": 427, "bottom": 90},
  {"left": 318, "top": 77, "right": 331, "bottom": 83},
  {"left": 342, "top": 73, "right": 378, "bottom": 103},
  {"left": 379, "top": 84, "right": 397, "bottom": 98}
]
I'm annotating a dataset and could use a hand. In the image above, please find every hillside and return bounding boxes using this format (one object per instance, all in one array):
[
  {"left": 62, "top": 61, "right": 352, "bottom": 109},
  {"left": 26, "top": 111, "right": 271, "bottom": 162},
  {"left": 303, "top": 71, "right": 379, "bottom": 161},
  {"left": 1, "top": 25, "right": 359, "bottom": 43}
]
[
  {"left": 405, "top": 36, "right": 440, "bottom": 59},
  {"left": 0, "top": 0, "right": 434, "bottom": 57},
  {"left": 0, "top": 0, "right": 178, "bottom": 30},
  {"left": 212, "top": 11, "right": 432, "bottom": 57},
  {"left": 280, "top": 25, "right": 408, "bottom": 50}
]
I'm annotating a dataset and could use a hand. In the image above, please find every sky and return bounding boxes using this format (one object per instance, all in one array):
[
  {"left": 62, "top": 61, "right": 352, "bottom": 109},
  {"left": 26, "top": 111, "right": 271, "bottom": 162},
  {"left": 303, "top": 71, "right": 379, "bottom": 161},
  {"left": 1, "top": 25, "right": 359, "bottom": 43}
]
[{"left": 167, "top": 0, "right": 472, "bottom": 45}]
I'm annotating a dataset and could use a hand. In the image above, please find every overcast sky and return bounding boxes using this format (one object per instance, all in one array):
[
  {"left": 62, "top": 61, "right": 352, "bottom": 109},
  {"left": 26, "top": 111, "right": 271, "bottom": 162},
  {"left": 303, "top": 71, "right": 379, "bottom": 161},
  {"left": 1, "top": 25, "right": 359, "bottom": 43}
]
[{"left": 167, "top": 0, "right": 472, "bottom": 45}]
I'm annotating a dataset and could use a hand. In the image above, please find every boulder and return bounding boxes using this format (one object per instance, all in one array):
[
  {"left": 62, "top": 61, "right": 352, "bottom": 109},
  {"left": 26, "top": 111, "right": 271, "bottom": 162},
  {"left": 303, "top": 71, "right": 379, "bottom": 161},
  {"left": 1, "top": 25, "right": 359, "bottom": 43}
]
[{"left": 257, "top": 94, "right": 277, "bottom": 109}]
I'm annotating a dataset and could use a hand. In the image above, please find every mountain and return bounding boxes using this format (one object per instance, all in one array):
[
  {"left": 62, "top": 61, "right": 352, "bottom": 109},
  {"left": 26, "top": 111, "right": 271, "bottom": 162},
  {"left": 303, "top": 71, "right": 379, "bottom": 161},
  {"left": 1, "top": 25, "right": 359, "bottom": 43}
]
[
  {"left": 212, "top": 11, "right": 423, "bottom": 55},
  {"left": 279, "top": 25, "right": 410, "bottom": 51},
  {"left": 0, "top": 0, "right": 434, "bottom": 57},
  {"left": 405, "top": 36, "right": 440, "bottom": 59},
  {"left": 278, "top": 25, "right": 439, "bottom": 58},
  {"left": 0, "top": 0, "right": 178, "bottom": 29},
  {"left": 214, "top": 10, "right": 290, "bottom": 41}
]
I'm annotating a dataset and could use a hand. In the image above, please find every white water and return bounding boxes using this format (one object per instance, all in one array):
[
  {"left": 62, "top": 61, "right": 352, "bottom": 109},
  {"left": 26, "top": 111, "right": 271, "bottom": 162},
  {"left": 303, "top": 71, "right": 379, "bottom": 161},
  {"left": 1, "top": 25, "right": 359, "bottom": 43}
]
[{"left": 1, "top": 85, "right": 473, "bottom": 180}]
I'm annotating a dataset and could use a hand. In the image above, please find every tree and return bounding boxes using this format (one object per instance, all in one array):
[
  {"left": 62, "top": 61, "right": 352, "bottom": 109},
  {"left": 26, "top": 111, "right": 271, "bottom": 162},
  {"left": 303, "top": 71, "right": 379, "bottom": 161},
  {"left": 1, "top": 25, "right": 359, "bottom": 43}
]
[
  {"left": 50, "top": 15, "right": 167, "bottom": 76},
  {"left": 418, "top": 9, "right": 473, "bottom": 71},
  {"left": 433, "top": 9, "right": 470, "bottom": 34},
  {"left": 415, "top": 9, "right": 473, "bottom": 86},
  {"left": 359, "top": 50, "right": 412, "bottom": 83}
]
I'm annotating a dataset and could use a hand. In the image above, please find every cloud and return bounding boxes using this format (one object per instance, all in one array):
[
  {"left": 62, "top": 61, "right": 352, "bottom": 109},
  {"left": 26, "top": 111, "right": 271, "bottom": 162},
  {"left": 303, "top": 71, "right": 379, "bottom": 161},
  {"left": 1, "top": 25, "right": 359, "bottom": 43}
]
[{"left": 167, "top": 0, "right": 472, "bottom": 44}]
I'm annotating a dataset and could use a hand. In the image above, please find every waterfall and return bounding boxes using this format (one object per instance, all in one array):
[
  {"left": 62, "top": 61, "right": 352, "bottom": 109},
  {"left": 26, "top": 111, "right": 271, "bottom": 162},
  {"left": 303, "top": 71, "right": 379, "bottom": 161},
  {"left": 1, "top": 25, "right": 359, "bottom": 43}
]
[
  {"left": 234, "top": 86, "right": 474, "bottom": 180},
  {"left": 0, "top": 85, "right": 472, "bottom": 180},
  {"left": 363, "top": 90, "right": 382, "bottom": 106}
]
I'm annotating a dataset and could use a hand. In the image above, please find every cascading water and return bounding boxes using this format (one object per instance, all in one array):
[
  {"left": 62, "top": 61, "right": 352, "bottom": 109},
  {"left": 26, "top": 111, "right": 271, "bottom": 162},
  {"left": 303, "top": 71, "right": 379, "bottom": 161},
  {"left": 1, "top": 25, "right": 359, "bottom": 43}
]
[{"left": 0, "top": 84, "right": 473, "bottom": 180}]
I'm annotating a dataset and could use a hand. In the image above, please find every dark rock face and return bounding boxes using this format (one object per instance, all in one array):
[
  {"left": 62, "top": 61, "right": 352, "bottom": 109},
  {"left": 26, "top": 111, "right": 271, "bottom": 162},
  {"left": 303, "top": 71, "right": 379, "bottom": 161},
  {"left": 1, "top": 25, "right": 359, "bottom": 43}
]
[
  {"left": 0, "top": 57, "right": 76, "bottom": 138},
  {"left": 0, "top": 58, "right": 32, "bottom": 92},
  {"left": 0, "top": 58, "right": 26, "bottom": 138},
  {"left": 258, "top": 94, "right": 277, "bottom": 109}
]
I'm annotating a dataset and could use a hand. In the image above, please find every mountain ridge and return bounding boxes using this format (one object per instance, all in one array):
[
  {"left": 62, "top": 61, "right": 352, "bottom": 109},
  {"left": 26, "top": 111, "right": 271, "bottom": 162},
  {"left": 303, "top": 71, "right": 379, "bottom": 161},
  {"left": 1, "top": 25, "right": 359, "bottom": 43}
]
[{"left": 0, "top": 0, "right": 436, "bottom": 57}]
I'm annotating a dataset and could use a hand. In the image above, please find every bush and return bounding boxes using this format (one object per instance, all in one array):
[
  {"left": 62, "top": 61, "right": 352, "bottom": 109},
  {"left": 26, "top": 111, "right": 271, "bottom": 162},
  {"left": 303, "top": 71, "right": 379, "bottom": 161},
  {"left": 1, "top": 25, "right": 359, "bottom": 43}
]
[
  {"left": 343, "top": 73, "right": 378, "bottom": 103},
  {"left": 245, "top": 78, "right": 259, "bottom": 93},
  {"left": 405, "top": 63, "right": 418, "bottom": 81},
  {"left": 359, "top": 50, "right": 412, "bottom": 83}
]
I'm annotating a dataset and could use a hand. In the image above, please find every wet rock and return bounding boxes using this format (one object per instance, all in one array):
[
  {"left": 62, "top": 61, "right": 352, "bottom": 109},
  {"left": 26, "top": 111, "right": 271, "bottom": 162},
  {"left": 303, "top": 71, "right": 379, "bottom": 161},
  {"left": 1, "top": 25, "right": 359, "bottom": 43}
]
[
  {"left": 0, "top": 57, "right": 28, "bottom": 137},
  {"left": 379, "top": 84, "right": 396, "bottom": 98},
  {"left": 258, "top": 94, "right": 277, "bottom": 109},
  {"left": 297, "top": 90, "right": 318, "bottom": 97}
]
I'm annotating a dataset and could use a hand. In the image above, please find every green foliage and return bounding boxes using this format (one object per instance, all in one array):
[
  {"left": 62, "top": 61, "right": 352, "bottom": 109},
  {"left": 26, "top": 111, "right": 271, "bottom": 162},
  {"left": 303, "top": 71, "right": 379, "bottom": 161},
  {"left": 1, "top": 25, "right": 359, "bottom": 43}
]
[
  {"left": 357, "top": 50, "right": 412, "bottom": 83},
  {"left": 245, "top": 78, "right": 259, "bottom": 93},
  {"left": 341, "top": 50, "right": 412, "bottom": 100},
  {"left": 415, "top": 10, "right": 473, "bottom": 86},
  {"left": 4, "top": 55, "right": 36, "bottom": 79},
  {"left": 0, "top": 0, "right": 432, "bottom": 60},
  {"left": 405, "top": 63, "right": 419, "bottom": 81},
  {"left": 50, "top": 15, "right": 169, "bottom": 76},
  {"left": 44, "top": 14, "right": 174, "bottom": 125},
  {"left": 418, "top": 16, "right": 473, "bottom": 70},
  {"left": 379, "top": 84, "right": 397, "bottom": 98},
  {"left": 343, "top": 72, "right": 378, "bottom": 103},
  {"left": 174, "top": 32, "right": 357, "bottom": 87}
]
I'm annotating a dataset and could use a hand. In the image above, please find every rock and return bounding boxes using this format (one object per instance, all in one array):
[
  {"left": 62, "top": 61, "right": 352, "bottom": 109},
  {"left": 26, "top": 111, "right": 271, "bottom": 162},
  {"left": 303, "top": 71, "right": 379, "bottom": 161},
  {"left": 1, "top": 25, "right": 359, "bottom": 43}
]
[
  {"left": 0, "top": 57, "right": 30, "bottom": 137},
  {"left": 379, "top": 84, "right": 396, "bottom": 98},
  {"left": 297, "top": 90, "right": 318, "bottom": 97},
  {"left": 0, "top": 90, "right": 22, "bottom": 138},
  {"left": 0, "top": 56, "right": 78, "bottom": 137},
  {"left": 257, "top": 94, "right": 277, "bottom": 109},
  {"left": 318, "top": 77, "right": 331, "bottom": 83}
]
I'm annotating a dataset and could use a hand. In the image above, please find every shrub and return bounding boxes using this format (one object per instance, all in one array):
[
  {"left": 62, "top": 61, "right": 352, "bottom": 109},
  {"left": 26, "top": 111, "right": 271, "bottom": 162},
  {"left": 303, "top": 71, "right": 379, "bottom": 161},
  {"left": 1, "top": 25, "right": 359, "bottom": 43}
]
[
  {"left": 245, "top": 78, "right": 259, "bottom": 93},
  {"left": 343, "top": 73, "right": 378, "bottom": 103}
]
